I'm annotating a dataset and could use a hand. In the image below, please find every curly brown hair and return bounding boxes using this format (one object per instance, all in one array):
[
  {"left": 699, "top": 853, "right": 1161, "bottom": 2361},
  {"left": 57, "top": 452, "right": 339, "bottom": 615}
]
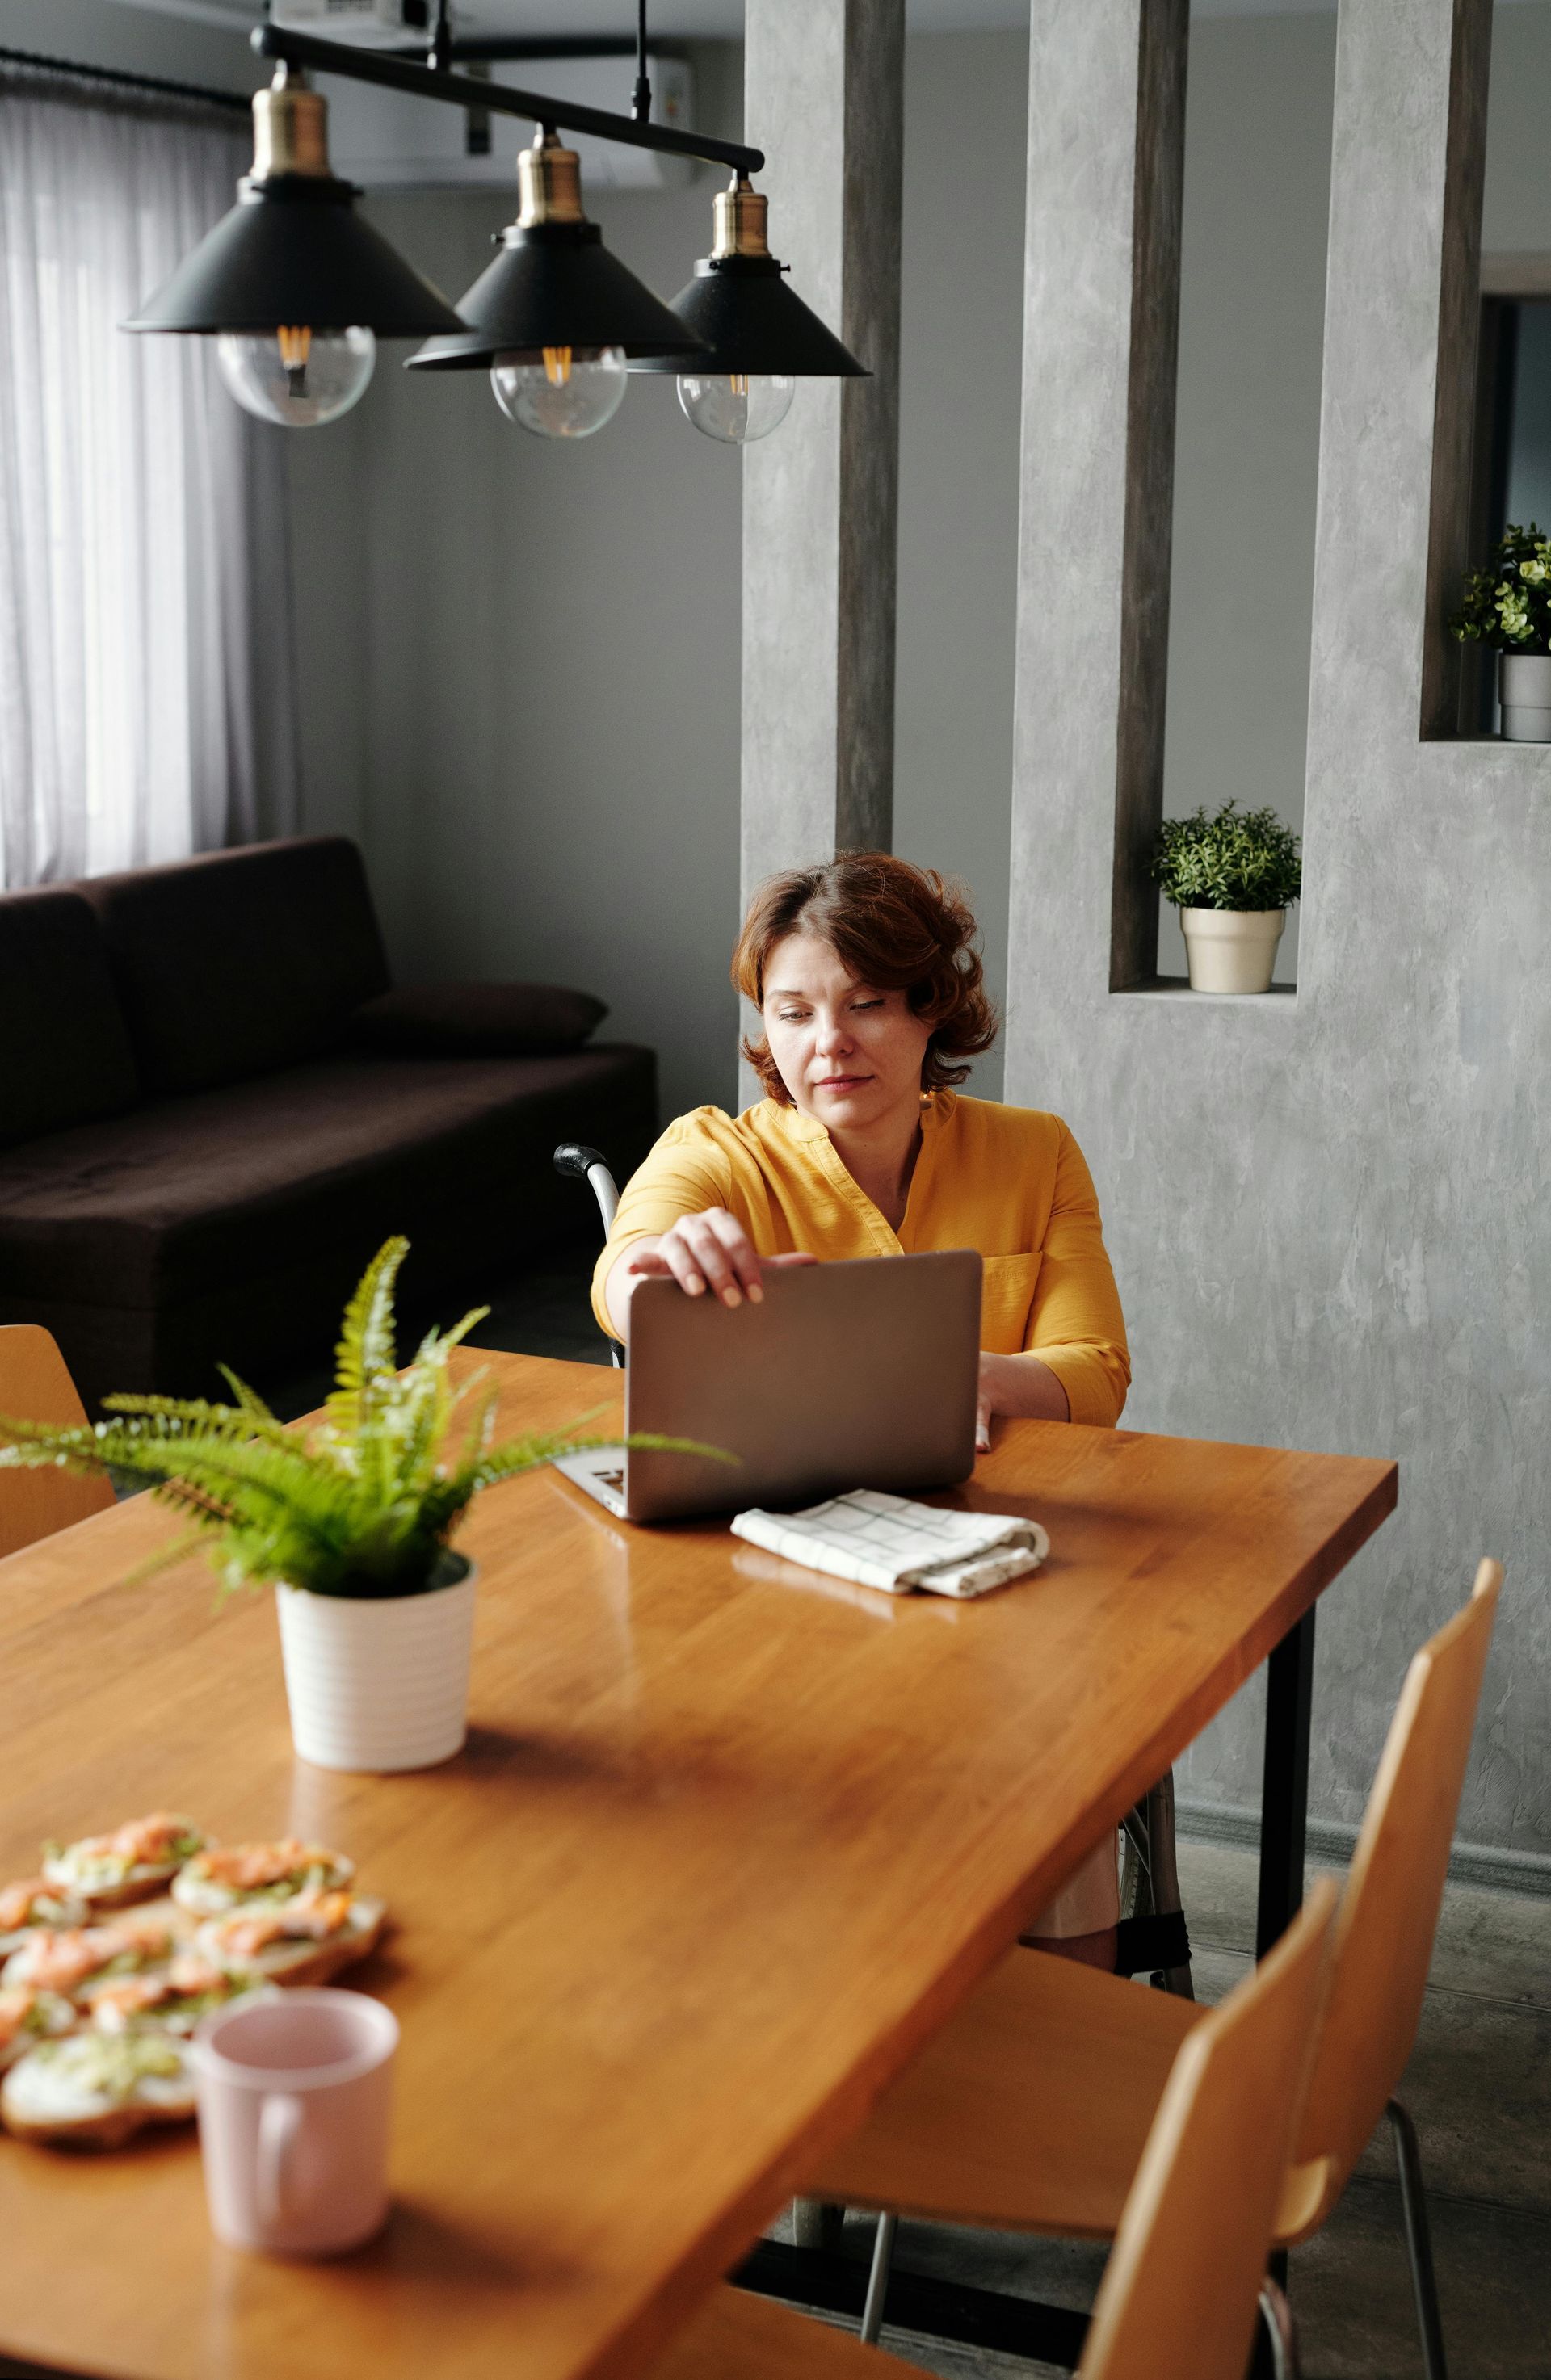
[{"left": 732, "top": 852, "right": 998, "bottom": 1106}]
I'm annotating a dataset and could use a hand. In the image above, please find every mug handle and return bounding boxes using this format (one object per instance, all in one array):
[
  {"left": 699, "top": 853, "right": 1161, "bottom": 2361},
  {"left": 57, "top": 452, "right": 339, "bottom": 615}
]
[{"left": 257, "top": 2093, "right": 304, "bottom": 2227}]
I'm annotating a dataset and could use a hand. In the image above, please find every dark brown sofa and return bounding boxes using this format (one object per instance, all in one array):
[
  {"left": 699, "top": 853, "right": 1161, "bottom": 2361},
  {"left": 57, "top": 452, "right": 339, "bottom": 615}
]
[{"left": 0, "top": 838, "right": 655, "bottom": 1409}]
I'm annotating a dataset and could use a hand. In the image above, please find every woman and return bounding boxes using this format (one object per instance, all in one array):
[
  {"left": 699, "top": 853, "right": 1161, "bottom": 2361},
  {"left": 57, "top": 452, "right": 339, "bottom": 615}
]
[{"left": 592, "top": 854, "right": 1130, "bottom": 1967}]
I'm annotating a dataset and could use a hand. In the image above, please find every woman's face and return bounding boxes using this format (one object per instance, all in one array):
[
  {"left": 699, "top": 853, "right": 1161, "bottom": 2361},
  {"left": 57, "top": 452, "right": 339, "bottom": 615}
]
[{"left": 761, "top": 932, "right": 932, "bottom": 1131}]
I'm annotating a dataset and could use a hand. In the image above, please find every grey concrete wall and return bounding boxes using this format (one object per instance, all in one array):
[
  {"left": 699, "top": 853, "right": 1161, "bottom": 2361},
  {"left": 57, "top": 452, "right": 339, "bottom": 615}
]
[
  {"left": 1007, "top": 0, "right": 1551, "bottom": 1858},
  {"left": 279, "top": 32, "right": 1035, "bottom": 1123}
]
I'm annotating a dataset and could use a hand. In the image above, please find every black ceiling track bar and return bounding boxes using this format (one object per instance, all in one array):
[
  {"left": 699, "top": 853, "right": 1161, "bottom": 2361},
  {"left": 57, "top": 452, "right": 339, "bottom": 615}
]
[
  {"left": 250, "top": 24, "right": 764, "bottom": 176},
  {"left": 0, "top": 42, "right": 250, "bottom": 115},
  {"left": 383, "top": 38, "right": 651, "bottom": 64}
]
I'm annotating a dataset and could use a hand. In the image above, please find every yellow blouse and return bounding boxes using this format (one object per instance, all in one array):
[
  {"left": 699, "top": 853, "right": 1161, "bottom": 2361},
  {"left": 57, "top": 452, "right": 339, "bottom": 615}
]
[{"left": 591, "top": 1090, "right": 1130, "bottom": 1429}]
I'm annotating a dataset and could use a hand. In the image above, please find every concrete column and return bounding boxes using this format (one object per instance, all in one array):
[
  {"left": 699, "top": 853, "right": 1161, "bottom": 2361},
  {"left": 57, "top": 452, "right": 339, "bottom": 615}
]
[
  {"left": 1004, "top": 0, "right": 1187, "bottom": 1035},
  {"left": 1000, "top": 0, "right": 1549, "bottom": 1863},
  {"left": 739, "top": 0, "right": 905, "bottom": 905}
]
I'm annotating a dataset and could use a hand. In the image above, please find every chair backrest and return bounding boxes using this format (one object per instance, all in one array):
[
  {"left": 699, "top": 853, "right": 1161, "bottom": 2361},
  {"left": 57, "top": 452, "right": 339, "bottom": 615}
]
[
  {"left": 0, "top": 1326, "right": 116, "bottom": 1559},
  {"left": 1295, "top": 1557, "right": 1502, "bottom": 2190},
  {"left": 1079, "top": 1878, "right": 1336, "bottom": 2380}
]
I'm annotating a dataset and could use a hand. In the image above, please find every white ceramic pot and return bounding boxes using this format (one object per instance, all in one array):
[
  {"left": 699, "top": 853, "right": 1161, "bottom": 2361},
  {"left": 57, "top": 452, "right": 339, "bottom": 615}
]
[
  {"left": 1179, "top": 906, "right": 1286, "bottom": 994},
  {"left": 274, "top": 1557, "right": 477, "bottom": 1773},
  {"left": 1498, "top": 650, "right": 1551, "bottom": 741}
]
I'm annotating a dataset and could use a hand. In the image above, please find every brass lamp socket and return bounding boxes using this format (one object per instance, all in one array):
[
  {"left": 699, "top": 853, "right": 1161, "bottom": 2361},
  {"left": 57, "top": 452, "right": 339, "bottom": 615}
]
[
  {"left": 712, "top": 176, "right": 772, "bottom": 262},
  {"left": 517, "top": 128, "right": 587, "bottom": 228},
  {"left": 250, "top": 65, "right": 331, "bottom": 183}
]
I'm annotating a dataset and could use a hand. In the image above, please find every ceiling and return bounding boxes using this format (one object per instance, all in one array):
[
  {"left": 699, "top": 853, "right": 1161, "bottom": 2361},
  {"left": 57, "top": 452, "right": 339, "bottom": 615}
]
[{"left": 106, "top": 0, "right": 1356, "bottom": 38}]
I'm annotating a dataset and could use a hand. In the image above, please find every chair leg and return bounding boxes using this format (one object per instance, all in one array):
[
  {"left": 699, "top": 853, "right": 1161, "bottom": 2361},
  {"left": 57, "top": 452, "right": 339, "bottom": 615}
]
[
  {"left": 860, "top": 2212, "right": 897, "bottom": 2346},
  {"left": 1387, "top": 2098, "right": 1448, "bottom": 2380},
  {"left": 1257, "top": 2278, "right": 1301, "bottom": 2380},
  {"left": 790, "top": 2198, "right": 845, "bottom": 2252}
]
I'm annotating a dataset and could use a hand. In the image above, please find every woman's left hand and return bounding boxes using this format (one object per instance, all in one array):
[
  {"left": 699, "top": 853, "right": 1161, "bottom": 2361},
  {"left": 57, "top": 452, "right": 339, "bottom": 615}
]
[{"left": 976, "top": 1351, "right": 1071, "bottom": 1453}]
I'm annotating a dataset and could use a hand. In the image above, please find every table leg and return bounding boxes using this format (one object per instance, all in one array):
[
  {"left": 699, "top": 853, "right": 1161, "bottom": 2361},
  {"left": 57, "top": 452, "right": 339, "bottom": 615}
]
[{"left": 1255, "top": 1606, "right": 1315, "bottom": 1962}]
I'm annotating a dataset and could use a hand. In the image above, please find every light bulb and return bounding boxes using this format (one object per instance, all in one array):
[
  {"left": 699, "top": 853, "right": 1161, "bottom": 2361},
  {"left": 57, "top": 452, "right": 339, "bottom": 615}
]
[
  {"left": 216, "top": 326, "right": 375, "bottom": 428},
  {"left": 490, "top": 345, "right": 627, "bottom": 439},
  {"left": 676, "top": 371, "right": 796, "bottom": 445}
]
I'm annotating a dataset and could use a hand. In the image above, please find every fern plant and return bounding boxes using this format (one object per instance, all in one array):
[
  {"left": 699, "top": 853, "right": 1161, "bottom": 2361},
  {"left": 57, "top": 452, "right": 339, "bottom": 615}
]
[
  {"left": 0, "top": 1238, "right": 718, "bottom": 1600},
  {"left": 1151, "top": 801, "right": 1302, "bottom": 913}
]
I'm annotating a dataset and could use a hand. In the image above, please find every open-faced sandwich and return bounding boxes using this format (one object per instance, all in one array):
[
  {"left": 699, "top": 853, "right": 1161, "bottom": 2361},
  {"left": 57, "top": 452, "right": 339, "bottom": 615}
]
[
  {"left": 0, "top": 1988, "right": 77, "bottom": 2074},
  {"left": 88, "top": 1955, "right": 274, "bottom": 2038},
  {"left": 1, "top": 1916, "right": 175, "bottom": 2003},
  {"left": 1, "top": 2030, "right": 195, "bottom": 2148},
  {"left": 41, "top": 1813, "right": 206, "bottom": 1910},
  {"left": 171, "top": 1838, "right": 354, "bottom": 1918},
  {"left": 195, "top": 1887, "right": 385, "bottom": 1988},
  {"left": 0, "top": 1878, "right": 89, "bottom": 1955}
]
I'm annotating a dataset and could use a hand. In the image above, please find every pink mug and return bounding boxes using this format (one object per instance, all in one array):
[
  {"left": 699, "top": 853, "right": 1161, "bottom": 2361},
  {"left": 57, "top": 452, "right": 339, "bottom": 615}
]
[{"left": 191, "top": 1989, "right": 398, "bottom": 2256}]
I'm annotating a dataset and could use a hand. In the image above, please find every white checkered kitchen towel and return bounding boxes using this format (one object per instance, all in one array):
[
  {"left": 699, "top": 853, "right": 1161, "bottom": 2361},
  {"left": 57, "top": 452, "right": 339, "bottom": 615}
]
[{"left": 729, "top": 1488, "right": 1049, "bottom": 1600}]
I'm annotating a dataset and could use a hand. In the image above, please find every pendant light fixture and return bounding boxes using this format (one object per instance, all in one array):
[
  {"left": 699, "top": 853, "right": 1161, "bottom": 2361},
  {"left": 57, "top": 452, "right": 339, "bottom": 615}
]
[
  {"left": 635, "top": 176, "right": 868, "bottom": 446},
  {"left": 405, "top": 128, "right": 702, "bottom": 440},
  {"left": 124, "top": 65, "right": 464, "bottom": 429}
]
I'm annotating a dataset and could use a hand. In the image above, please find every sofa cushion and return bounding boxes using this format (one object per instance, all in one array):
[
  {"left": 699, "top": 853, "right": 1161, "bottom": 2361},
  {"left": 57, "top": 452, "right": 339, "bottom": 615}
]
[
  {"left": 0, "top": 1045, "right": 657, "bottom": 1318},
  {"left": 349, "top": 982, "right": 607, "bottom": 1057},
  {"left": 0, "top": 888, "right": 140, "bottom": 1150},
  {"left": 78, "top": 837, "right": 391, "bottom": 1095}
]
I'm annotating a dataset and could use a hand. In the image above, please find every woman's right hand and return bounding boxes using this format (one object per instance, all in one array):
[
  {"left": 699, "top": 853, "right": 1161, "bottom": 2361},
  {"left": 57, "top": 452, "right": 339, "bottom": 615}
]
[{"left": 603, "top": 1211, "right": 816, "bottom": 1340}]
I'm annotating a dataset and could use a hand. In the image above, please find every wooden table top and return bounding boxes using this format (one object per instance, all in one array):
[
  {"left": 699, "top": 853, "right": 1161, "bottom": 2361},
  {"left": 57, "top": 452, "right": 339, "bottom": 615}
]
[{"left": 0, "top": 1352, "right": 1395, "bottom": 2380}]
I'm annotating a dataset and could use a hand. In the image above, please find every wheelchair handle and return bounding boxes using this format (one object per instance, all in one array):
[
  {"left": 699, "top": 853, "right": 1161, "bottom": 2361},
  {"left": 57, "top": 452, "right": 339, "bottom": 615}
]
[{"left": 553, "top": 1144, "right": 620, "bottom": 1234}]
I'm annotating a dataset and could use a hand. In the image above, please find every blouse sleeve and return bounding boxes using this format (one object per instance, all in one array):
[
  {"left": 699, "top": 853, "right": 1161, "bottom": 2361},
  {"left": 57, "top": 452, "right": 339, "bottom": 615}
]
[
  {"left": 589, "top": 1114, "right": 735, "bottom": 1333},
  {"left": 1023, "top": 1124, "right": 1131, "bottom": 1428}
]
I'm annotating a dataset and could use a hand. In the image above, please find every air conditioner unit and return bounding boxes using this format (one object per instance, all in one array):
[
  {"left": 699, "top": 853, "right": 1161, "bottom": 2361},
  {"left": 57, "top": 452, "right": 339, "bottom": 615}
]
[
  {"left": 317, "top": 53, "right": 699, "bottom": 192},
  {"left": 271, "top": 0, "right": 431, "bottom": 44}
]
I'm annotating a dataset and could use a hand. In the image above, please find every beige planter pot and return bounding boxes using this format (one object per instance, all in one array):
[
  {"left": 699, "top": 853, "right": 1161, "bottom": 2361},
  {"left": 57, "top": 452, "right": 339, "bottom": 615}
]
[
  {"left": 1179, "top": 907, "right": 1286, "bottom": 994},
  {"left": 275, "top": 1557, "right": 476, "bottom": 1773}
]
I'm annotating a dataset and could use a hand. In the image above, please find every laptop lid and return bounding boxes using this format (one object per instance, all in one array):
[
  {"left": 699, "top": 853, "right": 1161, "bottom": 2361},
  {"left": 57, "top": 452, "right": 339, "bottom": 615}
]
[{"left": 621, "top": 1249, "right": 982, "bottom": 1523}]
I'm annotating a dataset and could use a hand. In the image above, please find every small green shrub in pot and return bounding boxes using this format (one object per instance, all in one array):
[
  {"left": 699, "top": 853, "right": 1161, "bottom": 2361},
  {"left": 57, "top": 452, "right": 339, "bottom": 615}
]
[
  {"left": 1150, "top": 801, "right": 1301, "bottom": 994},
  {"left": 0, "top": 1237, "right": 719, "bottom": 1772},
  {"left": 1450, "top": 523, "right": 1551, "bottom": 741}
]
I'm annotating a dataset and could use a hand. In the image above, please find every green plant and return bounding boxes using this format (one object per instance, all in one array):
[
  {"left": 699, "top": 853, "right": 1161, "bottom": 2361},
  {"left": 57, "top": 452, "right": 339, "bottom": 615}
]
[
  {"left": 1451, "top": 523, "right": 1551, "bottom": 653},
  {"left": 0, "top": 1238, "right": 721, "bottom": 1600},
  {"left": 1150, "top": 800, "right": 1302, "bottom": 913}
]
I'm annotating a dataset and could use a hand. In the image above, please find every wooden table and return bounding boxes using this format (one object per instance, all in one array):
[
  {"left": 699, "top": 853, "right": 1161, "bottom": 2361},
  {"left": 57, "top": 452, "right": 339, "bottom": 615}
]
[{"left": 0, "top": 1351, "right": 1394, "bottom": 2380}]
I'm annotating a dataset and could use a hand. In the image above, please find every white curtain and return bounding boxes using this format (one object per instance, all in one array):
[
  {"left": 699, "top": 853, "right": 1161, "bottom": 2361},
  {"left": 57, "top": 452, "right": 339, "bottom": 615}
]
[{"left": 0, "top": 68, "right": 300, "bottom": 886}]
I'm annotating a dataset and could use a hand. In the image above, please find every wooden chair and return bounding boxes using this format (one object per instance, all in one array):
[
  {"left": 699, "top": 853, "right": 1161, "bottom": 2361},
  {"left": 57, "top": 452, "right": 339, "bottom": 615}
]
[
  {"left": 797, "top": 1558, "right": 1502, "bottom": 2380},
  {"left": 658, "top": 1878, "right": 1337, "bottom": 2380},
  {"left": 0, "top": 1325, "right": 114, "bottom": 1560}
]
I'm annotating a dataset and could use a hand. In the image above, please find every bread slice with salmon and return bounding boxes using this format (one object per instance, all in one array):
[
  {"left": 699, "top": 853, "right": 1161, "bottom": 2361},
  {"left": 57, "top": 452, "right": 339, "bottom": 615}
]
[
  {"left": 1, "top": 1915, "right": 176, "bottom": 2004},
  {"left": 0, "top": 1989, "right": 76, "bottom": 2075},
  {"left": 195, "top": 1887, "right": 385, "bottom": 1988},
  {"left": 171, "top": 1839, "right": 353, "bottom": 1919},
  {"left": 0, "top": 1878, "right": 89, "bottom": 1957},
  {"left": 1, "top": 2032, "right": 196, "bottom": 2149},
  {"left": 41, "top": 1814, "right": 206, "bottom": 1911}
]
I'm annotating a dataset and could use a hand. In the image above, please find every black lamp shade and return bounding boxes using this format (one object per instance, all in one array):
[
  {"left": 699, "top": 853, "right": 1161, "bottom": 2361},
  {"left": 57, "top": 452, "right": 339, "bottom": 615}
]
[
  {"left": 631, "top": 255, "right": 867, "bottom": 378},
  {"left": 406, "top": 221, "right": 701, "bottom": 371},
  {"left": 124, "top": 178, "right": 464, "bottom": 338}
]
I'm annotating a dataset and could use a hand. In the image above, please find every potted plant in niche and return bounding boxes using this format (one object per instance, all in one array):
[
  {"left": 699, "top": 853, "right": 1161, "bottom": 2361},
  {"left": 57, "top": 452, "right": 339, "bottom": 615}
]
[
  {"left": 1151, "top": 800, "right": 1302, "bottom": 994},
  {"left": 1451, "top": 523, "right": 1551, "bottom": 740},
  {"left": 0, "top": 1238, "right": 712, "bottom": 1775}
]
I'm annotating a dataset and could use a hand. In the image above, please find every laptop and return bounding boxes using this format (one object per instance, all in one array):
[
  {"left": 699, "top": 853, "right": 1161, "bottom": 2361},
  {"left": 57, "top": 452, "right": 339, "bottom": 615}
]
[{"left": 553, "top": 1249, "right": 983, "bottom": 1524}]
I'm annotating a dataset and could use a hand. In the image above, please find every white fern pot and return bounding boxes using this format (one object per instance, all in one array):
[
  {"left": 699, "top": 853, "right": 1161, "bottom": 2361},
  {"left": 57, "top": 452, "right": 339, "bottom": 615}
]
[
  {"left": 1498, "top": 651, "right": 1551, "bottom": 741},
  {"left": 1179, "top": 906, "right": 1286, "bottom": 995},
  {"left": 274, "top": 1558, "right": 477, "bottom": 1773}
]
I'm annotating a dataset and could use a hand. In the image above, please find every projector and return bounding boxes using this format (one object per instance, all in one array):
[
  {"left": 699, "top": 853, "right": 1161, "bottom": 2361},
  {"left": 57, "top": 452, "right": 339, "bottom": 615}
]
[{"left": 267, "top": 0, "right": 432, "bottom": 44}]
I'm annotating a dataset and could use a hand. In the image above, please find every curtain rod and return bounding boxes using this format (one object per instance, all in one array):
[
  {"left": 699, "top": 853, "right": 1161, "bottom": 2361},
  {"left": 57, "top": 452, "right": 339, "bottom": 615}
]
[{"left": 0, "top": 44, "right": 251, "bottom": 117}]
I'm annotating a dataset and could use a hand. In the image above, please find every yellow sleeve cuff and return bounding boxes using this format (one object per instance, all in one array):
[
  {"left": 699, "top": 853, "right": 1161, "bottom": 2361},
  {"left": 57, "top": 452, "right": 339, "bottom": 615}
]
[{"left": 1036, "top": 1343, "right": 1131, "bottom": 1430}]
